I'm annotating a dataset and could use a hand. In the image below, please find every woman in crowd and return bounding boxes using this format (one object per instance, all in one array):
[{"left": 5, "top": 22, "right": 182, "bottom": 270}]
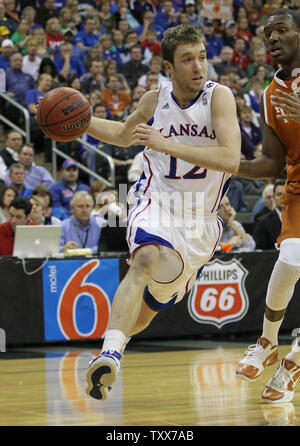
[
  {"left": 28, "top": 195, "right": 62, "bottom": 225},
  {"left": 0, "top": 186, "right": 17, "bottom": 224},
  {"left": 32, "top": 186, "right": 67, "bottom": 221}
]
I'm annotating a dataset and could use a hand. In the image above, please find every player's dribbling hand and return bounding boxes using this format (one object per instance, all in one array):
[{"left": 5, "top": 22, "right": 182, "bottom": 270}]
[
  {"left": 271, "top": 89, "right": 300, "bottom": 122},
  {"left": 132, "top": 124, "right": 168, "bottom": 152}
]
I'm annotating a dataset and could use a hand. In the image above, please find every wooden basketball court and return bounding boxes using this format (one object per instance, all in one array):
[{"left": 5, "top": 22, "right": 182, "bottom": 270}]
[{"left": 0, "top": 342, "right": 299, "bottom": 426}]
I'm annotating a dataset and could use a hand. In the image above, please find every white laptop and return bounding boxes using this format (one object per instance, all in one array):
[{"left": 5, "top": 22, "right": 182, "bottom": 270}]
[{"left": 13, "top": 225, "right": 62, "bottom": 258}]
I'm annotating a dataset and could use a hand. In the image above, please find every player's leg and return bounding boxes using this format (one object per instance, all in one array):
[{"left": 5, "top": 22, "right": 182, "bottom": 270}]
[
  {"left": 235, "top": 238, "right": 300, "bottom": 383},
  {"left": 261, "top": 239, "right": 300, "bottom": 403},
  {"left": 86, "top": 244, "right": 160, "bottom": 400}
]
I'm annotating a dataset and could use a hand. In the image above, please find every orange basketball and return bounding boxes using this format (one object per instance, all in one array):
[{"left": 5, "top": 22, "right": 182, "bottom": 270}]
[{"left": 36, "top": 87, "right": 91, "bottom": 142}]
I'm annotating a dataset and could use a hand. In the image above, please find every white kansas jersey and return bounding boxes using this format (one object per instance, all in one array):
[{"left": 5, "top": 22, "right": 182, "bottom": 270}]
[{"left": 132, "top": 81, "right": 231, "bottom": 214}]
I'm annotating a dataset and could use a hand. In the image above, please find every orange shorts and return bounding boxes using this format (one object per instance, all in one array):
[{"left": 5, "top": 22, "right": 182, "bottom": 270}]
[{"left": 277, "top": 192, "right": 300, "bottom": 245}]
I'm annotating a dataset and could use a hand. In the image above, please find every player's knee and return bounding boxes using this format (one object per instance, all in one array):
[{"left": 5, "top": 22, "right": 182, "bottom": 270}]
[{"left": 131, "top": 246, "right": 159, "bottom": 277}]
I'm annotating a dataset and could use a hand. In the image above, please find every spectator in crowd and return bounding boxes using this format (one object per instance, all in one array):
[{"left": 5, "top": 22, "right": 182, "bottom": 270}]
[
  {"left": 22, "top": 6, "right": 42, "bottom": 34},
  {"left": 22, "top": 38, "right": 42, "bottom": 81},
  {"left": 103, "top": 59, "right": 131, "bottom": 94},
  {"left": 236, "top": 16, "right": 254, "bottom": 48},
  {"left": 252, "top": 183, "right": 275, "bottom": 222},
  {"left": 60, "top": 190, "right": 105, "bottom": 253},
  {"left": 28, "top": 194, "right": 62, "bottom": 225},
  {"left": 0, "top": 185, "right": 17, "bottom": 223},
  {"left": 119, "top": 44, "right": 149, "bottom": 91},
  {"left": 80, "top": 59, "right": 105, "bottom": 95},
  {"left": 137, "top": 10, "right": 165, "bottom": 41},
  {"left": 45, "top": 17, "right": 64, "bottom": 51},
  {"left": 0, "top": 38, "right": 14, "bottom": 71},
  {"left": 248, "top": 36, "right": 274, "bottom": 67},
  {"left": 50, "top": 159, "right": 90, "bottom": 217},
  {"left": 236, "top": 143, "right": 266, "bottom": 196},
  {"left": 244, "top": 75, "right": 264, "bottom": 126},
  {"left": 184, "top": 0, "right": 202, "bottom": 26},
  {"left": 100, "top": 33, "right": 123, "bottom": 68},
  {"left": 130, "top": 0, "right": 156, "bottom": 24},
  {"left": 145, "top": 71, "right": 159, "bottom": 90},
  {"left": 99, "top": 0, "right": 118, "bottom": 34},
  {"left": 8, "top": 162, "right": 33, "bottom": 198},
  {"left": 222, "top": 20, "right": 238, "bottom": 48},
  {"left": 25, "top": 73, "right": 53, "bottom": 159},
  {"left": 83, "top": 42, "right": 103, "bottom": 71},
  {"left": 121, "top": 29, "right": 153, "bottom": 65},
  {"left": 213, "top": 45, "right": 248, "bottom": 87},
  {"left": 35, "top": 0, "right": 59, "bottom": 29},
  {"left": 111, "top": 28, "right": 127, "bottom": 60},
  {"left": 0, "top": 130, "right": 22, "bottom": 180},
  {"left": 74, "top": 16, "right": 101, "bottom": 51},
  {"left": 59, "top": 28, "right": 86, "bottom": 61},
  {"left": 227, "top": 176, "right": 248, "bottom": 212},
  {"left": 218, "top": 195, "right": 256, "bottom": 252},
  {"left": 58, "top": 6, "right": 73, "bottom": 33},
  {"left": 32, "top": 185, "right": 67, "bottom": 221},
  {"left": 203, "top": 19, "right": 224, "bottom": 63},
  {"left": 6, "top": 144, "right": 55, "bottom": 189},
  {"left": 10, "top": 17, "right": 30, "bottom": 54},
  {"left": 0, "top": 2, "right": 17, "bottom": 34},
  {"left": 246, "top": 46, "right": 274, "bottom": 83},
  {"left": 65, "top": 0, "right": 82, "bottom": 30},
  {"left": 33, "top": 27, "right": 51, "bottom": 59},
  {"left": 54, "top": 41, "right": 85, "bottom": 81},
  {"left": 5, "top": 51, "right": 35, "bottom": 124},
  {"left": 232, "top": 36, "right": 251, "bottom": 72},
  {"left": 140, "top": 28, "right": 161, "bottom": 58},
  {"left": 239, "top": 105, "right": 262, "bottom": 159},
  {"left": 102, "top": 74, "right": 132, "bottom": 120},
  {"left": 38, "top": 56, "right": 60, "bottom": 84},
  {"left": 80, "top": 102, "right": 114, "bottom": 183},
  {"left": 253, "top": 180, "right": 285, "bottom": 250},
  {"left": 90, "top": 179, "right": 107, "bottom": 214},
  {"left": 154, "top": 0, "right": 178, "bottom": 33},
  {"left": 4, "top": 0, "right": 19, "bottom": 28},
  {"left": 138, "top": 55, "right": 169, "bottom": 87},
  {"left": 113, "top": 0, "right": 140, "bottom": 31},
  {"left": 0, "top": 197, "right": 37, "bottom": 256}
]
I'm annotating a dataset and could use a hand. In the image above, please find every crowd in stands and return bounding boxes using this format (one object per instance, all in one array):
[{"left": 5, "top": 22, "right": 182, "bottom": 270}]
[{"left": 0, "top": 0, "right": 292, "bottom": 256}]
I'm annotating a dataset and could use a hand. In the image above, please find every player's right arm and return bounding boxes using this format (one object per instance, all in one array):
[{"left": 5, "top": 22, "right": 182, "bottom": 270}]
[
  {"left": 238, "top": 101, "right": 286, "bottom": 179},
  {"left": 86, "top": 90, "right": 158, "bottom": 147}
]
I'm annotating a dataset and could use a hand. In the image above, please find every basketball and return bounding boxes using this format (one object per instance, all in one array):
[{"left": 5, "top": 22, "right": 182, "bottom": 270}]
[{"left": 36, "top": 87, "right": 91, "bottom": 142}]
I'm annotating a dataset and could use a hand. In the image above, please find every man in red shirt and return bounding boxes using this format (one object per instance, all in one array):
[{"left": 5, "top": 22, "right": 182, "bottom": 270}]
[{"left": 0, "top": 197, "right": 36, "bottom": 256}]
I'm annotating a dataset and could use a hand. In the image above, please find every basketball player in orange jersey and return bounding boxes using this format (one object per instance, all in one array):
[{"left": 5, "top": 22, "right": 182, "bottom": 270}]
[
  {"left": 235, "top": 8, "right": 300, "bottom": 403},
  {"left": 84, "top": 25, "right": 242, "bottom": 400}
]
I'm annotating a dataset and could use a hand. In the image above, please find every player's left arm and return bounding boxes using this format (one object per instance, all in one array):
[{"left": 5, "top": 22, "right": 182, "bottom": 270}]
[{"left": 132, "top": 85, "right": 241, "bottom": 174}]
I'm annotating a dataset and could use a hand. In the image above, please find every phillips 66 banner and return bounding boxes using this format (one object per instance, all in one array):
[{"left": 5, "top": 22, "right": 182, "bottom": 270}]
[{"left": 42, "top": 258, "right": 119, "bottom": 341}]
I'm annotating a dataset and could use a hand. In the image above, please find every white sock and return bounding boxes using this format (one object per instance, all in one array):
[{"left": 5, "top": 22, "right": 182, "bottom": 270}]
[{"left": 101, "top": 329, "right": 127, "bottom": 355}]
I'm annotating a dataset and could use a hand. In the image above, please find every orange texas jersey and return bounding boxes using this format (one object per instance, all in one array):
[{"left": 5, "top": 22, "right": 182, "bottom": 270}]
[{"left": 263, "top": 68, "right": 300, "bottom": 187}]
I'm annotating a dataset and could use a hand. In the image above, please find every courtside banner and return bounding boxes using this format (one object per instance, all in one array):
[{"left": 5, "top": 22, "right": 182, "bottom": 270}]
[{"left": 42, "top": 258, "right": 119, "bottom": 341}]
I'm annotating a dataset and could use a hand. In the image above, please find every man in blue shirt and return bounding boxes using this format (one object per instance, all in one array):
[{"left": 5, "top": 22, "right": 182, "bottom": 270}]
[
  {"left": 8, "top": 163, "right": 33, "bottom": 198},
  {"left": 60, "top": 190, "right": 105, "bottom": 253},
  {"left": 50, "top": 159, "right": 90, "bottom": 217},
  {"left": 203, "top": 19, "right": 224, "bottom": 63},
  {"left": 54, "top": 41, "right": 86, "bottom": 81},
  {"left": 74, "top": 17, "right": 102, "bottom": 51}
]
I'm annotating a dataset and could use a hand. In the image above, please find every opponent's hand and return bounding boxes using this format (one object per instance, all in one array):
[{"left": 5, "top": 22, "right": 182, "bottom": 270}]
[
  {"left": 132, "top": 124, "right": 169, "bottom": 153},
  {"left": 271, "top": 89, "right": 300, "bottom": 122}
]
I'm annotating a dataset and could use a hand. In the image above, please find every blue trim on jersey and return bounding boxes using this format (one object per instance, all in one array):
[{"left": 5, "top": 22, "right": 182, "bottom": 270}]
[
  {"left": 171, "top": 89, "right": 203, "bottom": 109},
  {"left": 196, "top": 265, "right": 205, "bottom": 280},
  {"left": 216, "top": 176, "right": 232, "bottom": 211},
  {"left": 134, "top": 227, "right": 174, "bottom": 250},
  {"left": 147, "top": 117, "right": 154, "bottom": 126},
  {"left": 143, "top": 286, "right": 178, "bottom": 311}
]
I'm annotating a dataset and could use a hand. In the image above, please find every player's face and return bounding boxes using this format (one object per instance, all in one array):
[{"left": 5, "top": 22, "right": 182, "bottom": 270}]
[
  {"left": 264, "top": 14, "right": 300, "bottom": 66},
  {"left": 167, "top": 43, "right": 207, "bottom": 96}
]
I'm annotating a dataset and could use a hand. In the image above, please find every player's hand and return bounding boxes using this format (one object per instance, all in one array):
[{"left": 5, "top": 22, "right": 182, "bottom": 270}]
[
  {"left": 271, "top": 89, "right": 300, "bottom": 122},
  {"left": 132, "top": 124, "right": 168, "bottom": 152}
]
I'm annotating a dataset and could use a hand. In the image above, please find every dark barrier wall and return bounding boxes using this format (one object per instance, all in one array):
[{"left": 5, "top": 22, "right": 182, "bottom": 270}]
[{"left": 1, "top": 251, "right": 300, "bottom": 345}]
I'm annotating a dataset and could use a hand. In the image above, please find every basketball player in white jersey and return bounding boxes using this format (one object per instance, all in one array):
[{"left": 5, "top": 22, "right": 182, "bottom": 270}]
[{"left": 85, "top": 25, "right": 241, "bottom": 400}]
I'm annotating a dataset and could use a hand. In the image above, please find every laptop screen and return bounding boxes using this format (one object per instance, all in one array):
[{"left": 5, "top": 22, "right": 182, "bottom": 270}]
[{"left": 13, "top": 225, "right": 62, "bottom": 258}]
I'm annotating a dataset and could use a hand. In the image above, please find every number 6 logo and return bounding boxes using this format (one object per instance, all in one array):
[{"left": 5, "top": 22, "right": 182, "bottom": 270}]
[{"left": 57, "top": 260, "right": 110, "bottom": 339}]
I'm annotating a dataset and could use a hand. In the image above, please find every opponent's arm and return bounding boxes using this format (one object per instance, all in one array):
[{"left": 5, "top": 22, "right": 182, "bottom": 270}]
[
  {"left": 86, "top": 90, "right": 158, "bottom": 147},
  {"left": 238, "top": 100, "right": 285, "bottom": 179},
  {"left": 132, "top": 85, "right": 241, "bottom": 174}
]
